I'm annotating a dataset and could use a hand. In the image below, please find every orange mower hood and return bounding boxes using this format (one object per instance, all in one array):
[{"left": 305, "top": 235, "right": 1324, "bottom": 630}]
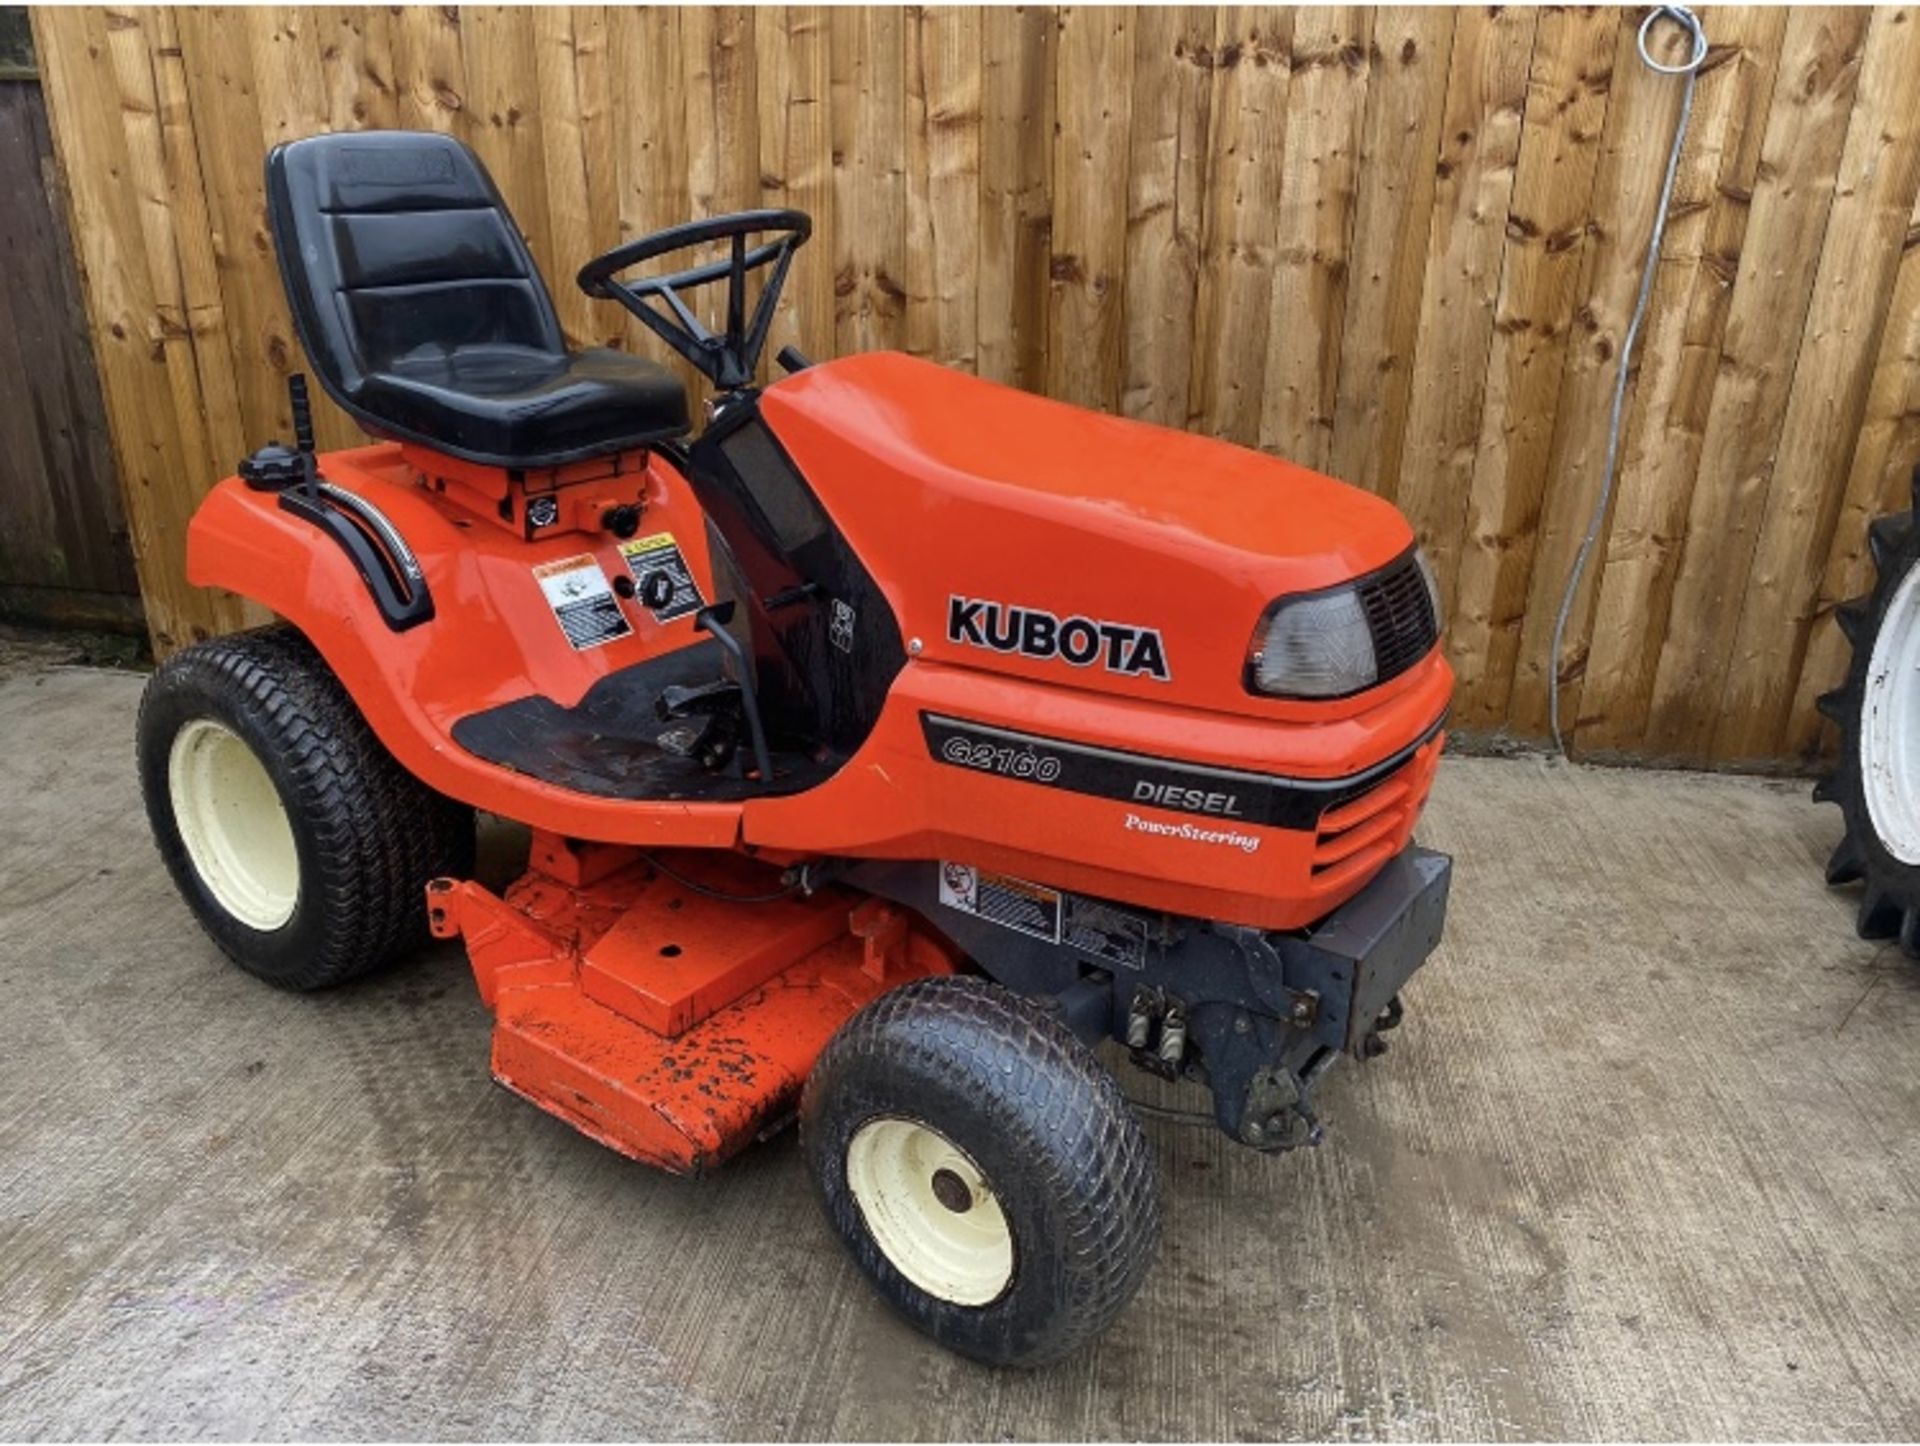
[{"left": 757, "top": 352, "right": 1419, "bottom": 717}]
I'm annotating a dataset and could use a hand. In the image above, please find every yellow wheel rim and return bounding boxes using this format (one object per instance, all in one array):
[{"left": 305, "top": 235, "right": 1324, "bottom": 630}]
[
  {"left": 167, "top": 718, "right": 300, "bottom": 931},
  {"left": 846, "top": 1116, "right": 1014, "bottom": 1307}
]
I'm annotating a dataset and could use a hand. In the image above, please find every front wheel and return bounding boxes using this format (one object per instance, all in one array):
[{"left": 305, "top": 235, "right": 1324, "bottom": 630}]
[
  {"left": 801, "top": 976, "right": 1160, "bottom": 1366},
  {"left": 137, "top": 625, "right": 474, "bottom": 990}
]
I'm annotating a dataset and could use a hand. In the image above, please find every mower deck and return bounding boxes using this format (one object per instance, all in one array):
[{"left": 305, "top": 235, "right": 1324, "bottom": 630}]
[{"left": 429, "top": 835, "right": 957, "bottom": 1172}]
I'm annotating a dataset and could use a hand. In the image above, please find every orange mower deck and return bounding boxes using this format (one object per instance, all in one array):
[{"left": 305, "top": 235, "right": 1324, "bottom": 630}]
[{"left": 428, "top": 833, "right": 959, "bottom": 1173}]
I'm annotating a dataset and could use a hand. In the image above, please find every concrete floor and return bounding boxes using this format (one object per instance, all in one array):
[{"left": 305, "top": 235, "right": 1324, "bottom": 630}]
[{"left": 2, "top": 655, "right": 1918, "bottom": 1441}]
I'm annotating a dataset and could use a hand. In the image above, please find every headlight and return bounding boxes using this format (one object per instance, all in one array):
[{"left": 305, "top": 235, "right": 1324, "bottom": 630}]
[
  {"left": 1247, "top": 586, "right": 1376, "bottom": 698},
  {"left": 1247, "top": 547, "right": 1442, "bottom": 699}
]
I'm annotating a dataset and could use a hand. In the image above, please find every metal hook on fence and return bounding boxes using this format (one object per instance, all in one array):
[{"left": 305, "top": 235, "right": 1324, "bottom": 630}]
[{"left": 1547, "top": 4, "right": 1710, "bottom": 757}]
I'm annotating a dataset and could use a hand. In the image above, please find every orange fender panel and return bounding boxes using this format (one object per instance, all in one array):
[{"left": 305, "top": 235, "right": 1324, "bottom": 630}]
[{"left": 186, "top": 445, "right": 743, "bottom": 848}]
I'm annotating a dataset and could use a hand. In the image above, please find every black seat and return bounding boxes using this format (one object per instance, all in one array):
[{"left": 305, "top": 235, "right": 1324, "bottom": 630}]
[{"left": 266, "top": 131, "right": 688, "bottom": 468}]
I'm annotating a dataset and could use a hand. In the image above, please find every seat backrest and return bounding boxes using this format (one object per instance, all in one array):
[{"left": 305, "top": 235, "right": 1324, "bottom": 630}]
[{"left": 266, "top": 131, "right": 566, "bottom": 404}]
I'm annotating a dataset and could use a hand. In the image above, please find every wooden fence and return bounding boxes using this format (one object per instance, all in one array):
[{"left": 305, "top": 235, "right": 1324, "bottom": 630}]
[
  {"left": 31, "top": 5, "right": 1920, "bottom": 768},
  {"left": 0, "top": 70, "right": 141, "bottom": 633}
]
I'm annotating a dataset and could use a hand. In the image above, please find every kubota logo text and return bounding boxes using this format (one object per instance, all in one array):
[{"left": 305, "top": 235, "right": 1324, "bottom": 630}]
[{"left": 946, "top": 596, "right": 1171, "bottom": 681}]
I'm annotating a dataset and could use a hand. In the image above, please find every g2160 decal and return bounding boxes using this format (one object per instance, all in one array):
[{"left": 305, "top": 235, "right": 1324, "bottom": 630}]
[
  {"left": 946, "top": 595, "right": 1170, "bottom": 681},
  {"left": 922, "top": 713, "right": 1445, "bottom": 832},
  {"left": 939, "top": 731, "right": 1064, "bottom": 782}
]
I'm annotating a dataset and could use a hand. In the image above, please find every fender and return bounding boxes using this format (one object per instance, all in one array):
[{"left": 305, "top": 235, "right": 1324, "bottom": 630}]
[{"left": 185, "top": 442, "right": 744, "bottom": 849}]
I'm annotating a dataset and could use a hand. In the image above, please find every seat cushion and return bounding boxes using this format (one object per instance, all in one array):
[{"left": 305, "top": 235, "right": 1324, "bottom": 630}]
[{"left": 359, "top": 344, "right": 690, "bottom": 467}]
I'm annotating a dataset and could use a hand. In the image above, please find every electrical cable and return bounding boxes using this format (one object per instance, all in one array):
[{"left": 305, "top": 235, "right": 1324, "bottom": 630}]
[{"left": 1548, "top": 5, "right": 1711, "bottom": 756}]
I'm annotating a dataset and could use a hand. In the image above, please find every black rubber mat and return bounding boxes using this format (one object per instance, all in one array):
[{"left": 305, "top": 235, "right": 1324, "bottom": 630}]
[{"left": 450, "top": 639, "right": 840, "bottom": 802}]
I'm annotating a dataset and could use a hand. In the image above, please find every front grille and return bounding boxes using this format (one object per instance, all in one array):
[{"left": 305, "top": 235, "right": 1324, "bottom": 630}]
[
  {"left": 1309, "top": 732, "right": 1445, "bottom": 893},
  {"left": 1356, "top": 550, "right": 1439, "bottom": 685}
]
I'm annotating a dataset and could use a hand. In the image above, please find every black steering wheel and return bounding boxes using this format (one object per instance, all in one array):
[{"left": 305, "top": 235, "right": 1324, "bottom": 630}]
[{"left": 577, "top": 210, "right": 812, "bottom": 391}]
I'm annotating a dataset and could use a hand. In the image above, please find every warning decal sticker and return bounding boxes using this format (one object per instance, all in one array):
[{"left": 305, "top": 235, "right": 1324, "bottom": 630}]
[
  {"left": 619, "top": 532, "right": 706, "bottom": 622},
  {"left": 534, "top": 554, "right": 632, "bottom": 651},
  {"left": 937, "top": 862, "right": 1063, "bottom": 944}
]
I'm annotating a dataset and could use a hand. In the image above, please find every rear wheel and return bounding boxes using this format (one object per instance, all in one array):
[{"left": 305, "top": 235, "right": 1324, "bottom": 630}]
[
  {"left": 138, "top": 625, "right": 474, "bottom": 989},
  {"left": 801, "top": 976, "right": 1160, "bottom": 1366},
  {"left": 1817, "top": 474, "right": 1920, "bottom": 956}
]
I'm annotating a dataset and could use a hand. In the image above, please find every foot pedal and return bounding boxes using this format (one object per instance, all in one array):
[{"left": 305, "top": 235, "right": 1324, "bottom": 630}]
[
  {"left": 654, "top": 679, "right": 745, "bottom": 771},
  {"left": 655, "top": 677, "right": 742, "bottom": 721}
]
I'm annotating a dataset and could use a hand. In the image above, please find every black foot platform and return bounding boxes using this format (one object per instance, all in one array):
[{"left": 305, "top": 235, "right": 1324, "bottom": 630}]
[{"left": 450, "top": 640, "right": 839, "bottom": 802}]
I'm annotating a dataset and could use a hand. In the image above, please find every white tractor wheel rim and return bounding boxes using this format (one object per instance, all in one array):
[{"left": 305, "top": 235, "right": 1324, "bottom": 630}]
[
  {"left": 846, "top": 1117, "right": 1014, "bottom": 1307},
  {"left": 1862, "top": 560, "right": 1920, "bottom": 866},
  {"left": 167, "top": 718, "right": 301, "bottom": 931}
]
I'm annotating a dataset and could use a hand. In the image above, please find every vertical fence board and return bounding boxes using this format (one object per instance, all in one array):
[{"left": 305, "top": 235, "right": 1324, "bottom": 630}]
[
  {"left": 1446, "top": 5, "right": 1616, "bottom": 728},
  {"left": 829, "top": 7, "right": 906, "bottom": 357},
  {"left": 756, "top": 6, "right": 834, "bottom": 365},
  {"left": 1185, "top": 7, "right": 1292, "bottom": 442},
  {"left": 1390, "top": 4, "right": 1535, "bottom": 609},
  {"left": 149, "top": 5, "right": 248, "bottom": 482},
  {"left": 609, "top": 8, "right": 694, "bottom": 387},
  {"left": 0, "top": 78, "right": 133, "bottom": 617},
  {"left": 318, "top": 9, "right": 398, "bottom": 133},
  {"left": 1326, "top": 6, "right": 1455, "bottom": 498},
  {"left": 174, "top": 8, "right": 304, "bottom": 451},
  {"left": 904, "top": 6, "right": 981, "bottom": 370},
  {"left": 680, "top": 6, "right": 760, "bottom": 221},
  {"left": 1259, "top": 6, "right": 1370, "bottom": 470},
  {"left": 1046, "top": 5, "right": 1133, "bottom": 411},
  {"left": 460, "top": 6, "right": 556, "bottom": 290},
  {"left": 391, "top": 4, "right": 468, "bottom": 135},
  {"left": 977, "top": 4, "right": 1053, "bottom": 392},
  {"left": 249, "top": 6, "right": 359, "bottom": 450},
  {"left": 103, "top": 9, "right": 221, "bottom": 497},
  {"left": 1119, "top": 7, "right": 1213, "bottom": 426},
  {"left": 535, "top": 7, "right": 603, "bottom": 350}
]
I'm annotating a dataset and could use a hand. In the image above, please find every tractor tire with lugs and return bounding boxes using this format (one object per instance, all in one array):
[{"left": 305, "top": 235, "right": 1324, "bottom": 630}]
[
  {"left": 138, "top": 624, "right": 475, "bottom": 990},
  {"left": 1816, "top": 472, "right": 1920, "bottom": 957},
  {"left": 801, "top": 974, "right": 1160, "bottom": 1367}
]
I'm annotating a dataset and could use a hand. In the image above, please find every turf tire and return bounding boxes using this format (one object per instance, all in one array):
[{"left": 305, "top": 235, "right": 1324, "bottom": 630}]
[
  {"left": 137, "top": 624, "right": 474, "bottom": 990},
  {"left": 801, "top": 975, "right": 1160, "bottom": 1367}
]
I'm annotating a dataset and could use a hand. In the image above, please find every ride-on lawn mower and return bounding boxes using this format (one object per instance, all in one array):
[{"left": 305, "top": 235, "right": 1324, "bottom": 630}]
[{"left": 138, "top": 132, "right": 1453, "bottom": 1366}]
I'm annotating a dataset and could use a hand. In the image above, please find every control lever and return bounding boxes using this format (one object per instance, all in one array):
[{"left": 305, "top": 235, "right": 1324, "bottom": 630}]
[
  {"left": 289, "top": 373, "right": 320, "bottom": 500},
  {"left": 691, "top": 601, "right": 775, "bottom": 786}
]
